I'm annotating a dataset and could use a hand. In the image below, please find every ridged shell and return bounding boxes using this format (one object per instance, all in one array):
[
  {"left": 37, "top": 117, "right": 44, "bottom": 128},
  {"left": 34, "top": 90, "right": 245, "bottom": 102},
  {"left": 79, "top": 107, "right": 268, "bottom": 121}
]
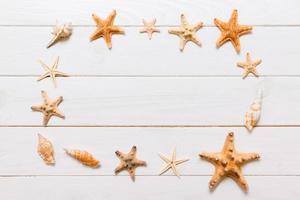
[
  {"left": 64, "top": 149, "right": 100, "bottom": 168},
  {"left": 245, "top": 90, "right": 262, "bottom": 131},
  {"left": 47, "top": 22, "right": 72, "bottom": 48},
  {"left": 37, "top": 134, "right": 55, "bottom": 165}
]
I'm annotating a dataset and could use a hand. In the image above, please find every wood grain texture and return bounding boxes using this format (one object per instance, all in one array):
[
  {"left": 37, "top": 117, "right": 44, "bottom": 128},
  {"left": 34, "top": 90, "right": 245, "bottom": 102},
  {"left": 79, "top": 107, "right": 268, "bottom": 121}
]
[
  {"left": 0, "top": 77, "right": 298, "bottom": 126},
  {"left": 0, "top": 0, "right": 299, "bottom": 25},
  {"left": 0, "top": 127, "right": 299, "bottom": 175},
  {"left": 0, "top": 27, "right": 299, "bottom": 76},
  {"left": 0, "top": 176, "right": 299, "bottom": 200}
]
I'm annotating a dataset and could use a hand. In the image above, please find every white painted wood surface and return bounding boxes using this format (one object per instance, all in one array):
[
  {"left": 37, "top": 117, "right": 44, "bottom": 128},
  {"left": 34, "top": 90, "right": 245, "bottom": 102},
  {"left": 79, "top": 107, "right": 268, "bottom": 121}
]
[{"left": 0, "top": 0, "right": 299, "bottom": 199}]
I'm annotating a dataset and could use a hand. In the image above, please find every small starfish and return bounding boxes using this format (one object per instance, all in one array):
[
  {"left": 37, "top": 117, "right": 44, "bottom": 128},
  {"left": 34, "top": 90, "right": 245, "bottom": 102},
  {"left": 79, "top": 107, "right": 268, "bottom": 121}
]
[
  {"left": 214, "top": 9, "right": 252, "bottom": 53},
  {"left": 139, "top": 18, "right": 160, "bottom": 39},
  {"left": 159, "top": 148, "right": 189, "bottom": 177},
  {"left": 31, "top": 91, "right": 65, "bottom": 126},
  {"left": 168, "top": 14, "right": 203, "bottom": 51},
  {"left": 37, "top": 56, "right": 68, "bottom": 87},
  {"left": 237, "top": 52, "right": 262, "bottom": 79},
  {"left": 199, "top": 132, "right": 260, "bottom": 192},
  {"left": 90, "top": 9, "right": 125, "bottom": 49},
  {"left": 115, "top": 146, "right": 146, "bottom": 181}
]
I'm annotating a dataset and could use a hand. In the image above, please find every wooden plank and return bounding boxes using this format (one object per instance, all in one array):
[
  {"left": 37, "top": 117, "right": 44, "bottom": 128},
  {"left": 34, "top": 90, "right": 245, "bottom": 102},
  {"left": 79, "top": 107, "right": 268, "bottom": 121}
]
[
  {"left": 0, "top": 26, "right": 299, "bottom": 76},
  {"left": 0, "top": 0, "right": 299, "bottom": 25},
  {"left": 0, "top": 77, "right": 298, "bottom": 126},
  {"left": 0, "top": 176, "right": 299, "bottom": 199},
  {"left": 0, "top": 127, "right": 299, "bottom": 175}
]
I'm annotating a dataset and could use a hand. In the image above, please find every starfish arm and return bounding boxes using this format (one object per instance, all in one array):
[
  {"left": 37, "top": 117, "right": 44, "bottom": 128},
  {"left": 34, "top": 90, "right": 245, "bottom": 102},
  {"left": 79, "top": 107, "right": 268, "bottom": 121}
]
[
  {"left": 254, "top": 59, "right": 262, "bottom": 66},
  {"left": 53, "top": 110, "right": 65, "bottom": 119},
  {"left": 142, "top": 19, "right": 147, "bottom": 26},
  {"left": 39, "top": 60, "right": 51, "bottom": 71},
  {"left": 110, "top": 26, "right": 125, "bottom": 35},
  {"left": 216, "top": 34, "right": 229, "bottom": 48},
  {"left": 246, "top": 52, "right": 251, "bottom": 62},
  {"left": 151, "top": 18, "right": 156, "bottom": 24},
  {"left": 31, "top": 105, "right": 43, "bottom": 112},
  {"left": 229, "top": 9, "right": 238, "bottom": 26},
  {"left": 214, "top": 18, "right": 228, "bottom": 31},
  {"left": 115, "top": 150, "right": 125, "bottom": 159},
  {"left": 192, "top": 22, "right": 203, "bottom": 32},
  {"left": 147, "top": 31, "right": 153, "bottom": 40},
  {"left": 250, "top": 69, "right": 259, "bottom": 77},
  {"left": 50, "top": 73, "right": 57, "bottom": 88},
  {"left": 231, "top": 170, "right": 248, "bottom": 192},
  {"left": 159, "top": 153, "right": 171, "bottom": 163},
  {"left": 208, "top": 168, "right": 224, "bottom": 190},
  {"left": 199, "top": 152, "right": 221, "bottom": 164},
  {"left": 231, "top": 37, "right": 241, "bottom": 53},
  {"left": 129, "top": 146, "right": 137, "bottom": 156},
  {"left": 104, "top": 33, "right": 113, "bottom": 49},
  {"left": 242, "top": 71, "right": 250, "bottom": 79},
  {"left": 41, "top": 91, "right": 49, "bottom": 104},
  {"left": 222, "top": 132, "right": 236, "bottom": 154},
  {"left": 180, "top": 14, "right": 188, "bottom": 27},
  {"left": 168, "top": 28, "right": 183, "bottom": 36},
  {"left": 37, "top": 72, "right": 50, "bottom": 81},
  {"left": 237, "top": 62, "right": 247, "bottom": 68},
  {"left": 53, "top": 56, "right": 59, "bottom": 70},
  {"left": 54, "top": 71, "right": 69, "bottom": 77},
  {"left": 159, "top": 164, "right": 171, "bottom": 175},
  {"left": 236, "top": 152, "right": 260, "bottom": 165},
  {"left": 153, "top": 28, "right": 160, "bottom": 33},
  {"left": 237, "top": 25, "right": 252, "bottom": 36},
  {"left": 92, "top": 14, "right": 104, "bottom": 26},
  {"left": 172, "top": 148, "right": 177, "bottom": 161},
  {"left": 54, "top": 96, "right": 63, "bottom": 106},
  {"left": 90, "top": 29, "right": 104, "bottom": 42},
  {"left": 134, "top": 159, "right": 146, "bottom": 167},
  {"left": 179, "top": 39, "right": 187, "bottom": 51},
  {"left": 191, "top": 36, "right": 202, "bottom": 47},
  {"left": 107, "top": 10, "right": 117, "bottom": 26},
  {"left": 171, "top": 164, "right": 180, "bottom": 177},
  {"left": 139, "top": 28, "right": 147, "bottom": 33},
  {"left": 43, "top": 113, "right": 51, "bottom": 126},
  {"left": 128, "top": 168, "right": 136, "bottom": 182},
  {"left": 174, "top": 158, "right": 189, "bottom": 165},
  {"left": 114, "top": 163, "right": 126, "bottom": 174}
]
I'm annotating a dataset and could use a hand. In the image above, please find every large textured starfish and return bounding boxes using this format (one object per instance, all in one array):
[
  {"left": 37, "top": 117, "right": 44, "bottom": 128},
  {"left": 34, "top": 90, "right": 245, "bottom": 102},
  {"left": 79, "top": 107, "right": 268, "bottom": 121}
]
[
  {"left": 115, "top": 146, "right": 147, "bottom": 181},
  {"left": 199, "top": 132, "right": 260, "bottom": 192},
  {"left": 31, "top": 91, "right": 65, "bottom": 126},
  {"left": 159, "top": 148, "right": 189, "bottom": 177},
  {"left": 168, "top": 14, "right": 203, "bottom": 51},
  {"left": 237, "top": 52, "right": 262, "bottom": 79},
  {"left": 214, "top": 9, "right": 252, "bottom": 53},
  {"left": 37, "top": 57, "right": 68, "bottom": 87},
  {"left": 139, "top": 18, "right": 160, "bottom": 39},
  {"left": 90, "top": 10, "right": 125, "bottom": 49}
]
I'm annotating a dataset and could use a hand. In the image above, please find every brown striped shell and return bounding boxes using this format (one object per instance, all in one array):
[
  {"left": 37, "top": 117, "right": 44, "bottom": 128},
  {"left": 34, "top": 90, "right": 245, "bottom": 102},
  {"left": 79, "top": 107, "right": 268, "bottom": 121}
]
[{"left": 64, "top": 148, "right": 100, "bottom": 168}]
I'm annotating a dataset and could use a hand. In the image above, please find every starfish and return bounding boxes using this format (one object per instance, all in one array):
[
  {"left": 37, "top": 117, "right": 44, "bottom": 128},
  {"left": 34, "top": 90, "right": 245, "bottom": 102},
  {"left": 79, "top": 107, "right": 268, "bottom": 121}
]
[
  {"left": 139, "top": 18, "right": 160, "bottom": 39},
  {"left": 115, "top": 146, "right": 146, "bottom": 181},
  {"left": 31, "top": 91, "right": 65, "bottom": 126},
  {"left": 214, "top": 9, "right": 252, "bottom": 53},
  {"left": 90, "top": 9, "right": 125, "bottom": 49},
  {"left": 37, "top": 56, "right": 68, "bottom": 87},
  {"left": 237, "top": 52, "right": 262, "bottom": 79},
  {"left": 199, "top": 132, "right": 260, "bottom": 192},
  {"left": 159, "top": 148, "right": 189, "bottom": 177},
  {"left": 168, "top": 14, "right": 203, "bottom": 51}
]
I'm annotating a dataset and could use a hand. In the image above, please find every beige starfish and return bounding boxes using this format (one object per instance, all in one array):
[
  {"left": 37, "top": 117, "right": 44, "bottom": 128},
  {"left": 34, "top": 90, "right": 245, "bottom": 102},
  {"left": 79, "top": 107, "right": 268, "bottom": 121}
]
[
  {"left": 115, "top": 146, "right": 147, "bottom": 181},
  {"left": 31, "top": 91, "right": 65, "bottom": 126},
  {"left": 90, "top": 10, "right": 125, "bottom": 49},
  {"left": 159, "top": 148, "right": 189, "bottom": 177},
  {"left": 37, "top": 57, "right": 68, "bottom": 87},
  {"left": 237, "top": 52, "right": 262, "bottom": 79},
  {"left": 140, "top": 18, "right": 160, "bottom": 39},
  {"left": 214, "top": 9, "right": 252, "bottom": 53},
  {"left": 168, "top": 14, "right": 203, "bottom": 51},
  {"left": 199, "top": 132, "right": 260, "bottom": 192}
]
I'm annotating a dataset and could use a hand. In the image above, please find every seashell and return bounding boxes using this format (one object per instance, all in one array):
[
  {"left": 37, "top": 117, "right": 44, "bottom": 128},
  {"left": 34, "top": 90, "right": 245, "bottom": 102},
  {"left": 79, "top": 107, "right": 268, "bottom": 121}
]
[
  {"left": 37, "top": 134, "right": 55, "bottom": 165},
  {"left": 245, "top": 89, "right": 262, "bottom": 131},
  {"left": 64, "top": 148, "right": 100, "bottom": 168},
  {"left": 47, "top": 22, "right": 72, "bottom": 48}
]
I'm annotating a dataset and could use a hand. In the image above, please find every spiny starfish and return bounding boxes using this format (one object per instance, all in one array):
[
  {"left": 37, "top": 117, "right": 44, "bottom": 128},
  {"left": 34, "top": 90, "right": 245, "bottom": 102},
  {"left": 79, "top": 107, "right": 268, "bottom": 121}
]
[
  {"left": 199, "top": 132, "right": 260, "bottom": 192},
  {"left": 214, "top": 9, "right": 252, "bottom": 53},
  {"left": 159, "top": 148, "right": 189, "bottom": 177},
  {"left": 37, "top": 56, "right": 68, "bottom": 87},
  {"left": 115, "top": 146, "right": 147, "bottom": 181},
  {"left": 90, "top": 9, "right": 125, "bottom": 49},
  {"left": 168, "top": 14, "right": 203, "bottom": 51},
  {"left": 237, "top": 52, "right": 262, "bottom": 79},
  {"left": 140, "top": 18, "right": 160, "bottom": 39},
  {"left": 31, "top": 91, "right": 65, "bottom": 126}
]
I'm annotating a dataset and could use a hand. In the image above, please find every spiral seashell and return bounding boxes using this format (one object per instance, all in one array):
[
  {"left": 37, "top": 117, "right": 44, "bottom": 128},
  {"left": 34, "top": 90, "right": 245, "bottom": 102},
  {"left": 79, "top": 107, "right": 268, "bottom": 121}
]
[
  {"left": 37, "top": 134, "right": 55, "bottom": 165},
  {"left": 245, "top": 90, "right": 262, "bottom": 131},
  {"left": 64, "top": 148, "right": 100, "bottom": 168},
  {"left": 47, "top": 22, "right": 72, "bottom": 48}
]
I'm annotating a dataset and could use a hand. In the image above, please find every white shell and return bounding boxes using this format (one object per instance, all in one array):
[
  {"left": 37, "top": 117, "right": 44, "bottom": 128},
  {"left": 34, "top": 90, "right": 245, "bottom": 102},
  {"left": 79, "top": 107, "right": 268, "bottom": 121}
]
[
  {"left": 245, "top": 90, "right": 262, "bottom": 131},
  {"left": 47, "top": 22, "right": 72, "bottom": 48}
]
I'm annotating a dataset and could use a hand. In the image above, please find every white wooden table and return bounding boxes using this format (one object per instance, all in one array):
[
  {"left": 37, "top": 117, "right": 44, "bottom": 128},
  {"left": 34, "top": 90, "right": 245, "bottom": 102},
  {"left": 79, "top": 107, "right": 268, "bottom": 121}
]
[{"left": 0, "top": 0, "right": 300, "bottom": 199}]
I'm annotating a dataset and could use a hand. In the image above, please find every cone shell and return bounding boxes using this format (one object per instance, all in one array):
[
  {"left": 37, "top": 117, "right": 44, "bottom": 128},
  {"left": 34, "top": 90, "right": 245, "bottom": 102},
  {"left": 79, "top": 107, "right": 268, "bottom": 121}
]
[
  {"left": 65, "top": 149, "right": 100, "bottom": 168},
  {"left": 47, "top": 23, "right": 72, "bottom": 48},
  {"left": 245, "top": 90, "right": 262, "bottom": 131},
  {"left": 37, "top": 134, "right": 55, "bottom": 165}
]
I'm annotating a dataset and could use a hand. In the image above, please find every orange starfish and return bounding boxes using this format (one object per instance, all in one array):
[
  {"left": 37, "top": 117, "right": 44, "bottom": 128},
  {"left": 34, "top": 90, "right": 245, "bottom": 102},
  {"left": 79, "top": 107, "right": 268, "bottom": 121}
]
[
  {"left": 90, "top": 10, "right": 125, "bottom": 49},
  {"left": 199, "top": 132, "right": 260, "bottom": 192},
  {"left": 214, "top": 9, "right": 252, "bottom": 53}
]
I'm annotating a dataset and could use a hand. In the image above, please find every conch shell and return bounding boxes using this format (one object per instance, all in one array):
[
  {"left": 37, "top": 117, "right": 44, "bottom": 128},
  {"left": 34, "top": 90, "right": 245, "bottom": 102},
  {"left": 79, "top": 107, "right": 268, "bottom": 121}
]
[
  {"left": 64, "top": 148, "right": 100, "bottom": 168},
  {"left": 47, "top": 22, "right": 72, "bottom": 48},
  {"left": 37, "top": 134, "right": 55, "bottom": 165},
  {"left": 245, "top": 90, "right": 262, "bottom": 131}
]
